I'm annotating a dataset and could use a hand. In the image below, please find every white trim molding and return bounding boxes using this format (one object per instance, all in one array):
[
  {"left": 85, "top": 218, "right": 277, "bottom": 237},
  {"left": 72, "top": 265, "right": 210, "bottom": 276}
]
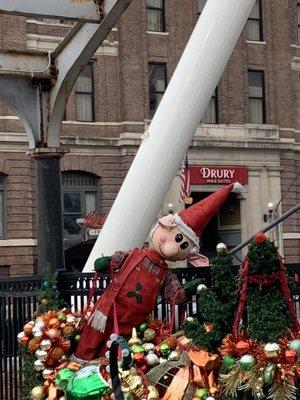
[
  {"left": 0, "top": 239, "right": 37, "bottom": 246},
  {"left": 283, "top": 233, "right": 300, "bottom": 240}
]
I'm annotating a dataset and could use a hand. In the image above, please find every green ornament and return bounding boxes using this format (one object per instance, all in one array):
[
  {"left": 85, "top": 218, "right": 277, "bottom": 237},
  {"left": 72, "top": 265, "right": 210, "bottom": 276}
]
[
  {"left": 132, "top": 345, "right": 145, "bottom": 354},
  {"left": 75, "top": 334, "right": 81, "bottom": 342},
  {"left": 263, "top": 363, "right": 276, "bottom": 385},
  {"left": 43, "top": 281, "right": 49, "bottom": 289},
  {"left": 222, "top": 355, "right": 236, "bottom": 370},
  {"left": 123, "top": 392, "right": 132, "bottom": 400},
  {"left": 58, "top": 312, "right": 66, "bottom": 322},
  {"left": 55, "top": 368, "right": 75, "bottom": 390},
  {"left": 160, "top": 343, "right": 171, "bottom": 356},
  {"left": 288, "top": 339, "right": 300, "bottom": 357},
  {"left": 139, "top": 322, "right": 148, "bottom": 333},
  {"left": 66, "top": 364, "right": 109, "bottom": 400},
  {"left": 194, "top": 388, "right": 208, "bottom": 399},
  {"left": 239, "top": 354, "right": 256, "bottom": 371}
]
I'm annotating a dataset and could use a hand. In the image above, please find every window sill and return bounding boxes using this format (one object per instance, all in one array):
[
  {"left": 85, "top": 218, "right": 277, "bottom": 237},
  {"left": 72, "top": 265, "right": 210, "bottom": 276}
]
[
  {"left": 146, "top": 30, "right": 169, "bottom": 36},
  {"left": 246, "top": 40, "right": 266, "bottom": 45},
  {"left": 291, "top": 44, "right": 300, "bottom": 49}
]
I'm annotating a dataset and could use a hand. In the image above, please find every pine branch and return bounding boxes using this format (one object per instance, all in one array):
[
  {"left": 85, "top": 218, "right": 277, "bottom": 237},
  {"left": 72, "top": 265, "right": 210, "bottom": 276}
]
[
  {"left": 220, "top": 364, "right": 245, "bottom": 398},
  {"left": 267, "top": 381, "right": 297, "bottom": 400}
]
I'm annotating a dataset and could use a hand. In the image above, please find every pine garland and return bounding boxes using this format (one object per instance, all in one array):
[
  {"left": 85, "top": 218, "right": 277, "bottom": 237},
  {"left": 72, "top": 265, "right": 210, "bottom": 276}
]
[
  {"left": 267, "top": 381, "right": 297, "bottom": 400},
  {"left": 19, "top": 346, "right": 43, "bottom": 400}
]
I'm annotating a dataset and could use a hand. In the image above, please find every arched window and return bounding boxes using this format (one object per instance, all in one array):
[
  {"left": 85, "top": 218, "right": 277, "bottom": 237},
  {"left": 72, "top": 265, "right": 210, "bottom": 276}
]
[
  {"left": 62, "top": 171, "right": 99, "bottom": 236},
  {"left": 0, "top": 174, "right": 5, "bottom": 238}
]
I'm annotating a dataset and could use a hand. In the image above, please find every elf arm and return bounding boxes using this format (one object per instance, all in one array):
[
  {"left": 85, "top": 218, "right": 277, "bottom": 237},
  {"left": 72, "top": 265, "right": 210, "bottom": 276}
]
[{"left": 94, "top": 251, "right": 129, "bottom": 274}]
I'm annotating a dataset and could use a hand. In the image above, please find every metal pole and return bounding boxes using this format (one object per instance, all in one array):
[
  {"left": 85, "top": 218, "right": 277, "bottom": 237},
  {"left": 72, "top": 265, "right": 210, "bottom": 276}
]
[
  {"left": 84, "top": 0, "right": 256, "bottom": 271},
  {"left": 230, "top": 203, "right": 300, "bottom": 255}
]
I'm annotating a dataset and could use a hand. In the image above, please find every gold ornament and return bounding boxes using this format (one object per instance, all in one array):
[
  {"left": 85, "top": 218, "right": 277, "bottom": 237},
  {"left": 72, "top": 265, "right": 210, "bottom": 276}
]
[
  {"left": 41, "top": 299, "right": 49, "bottom": 306},
  {"left": 31, "top": 386, "right": 45, "bottom": 400},
  {"left": 128, "top": 328, "right": 142, "bottom": 348},
  {"left": 147, "top": 386, "right": 159, "bottom": 400},
  {"left": 143, "top": 329, "right": 156, "bottom": 342}
]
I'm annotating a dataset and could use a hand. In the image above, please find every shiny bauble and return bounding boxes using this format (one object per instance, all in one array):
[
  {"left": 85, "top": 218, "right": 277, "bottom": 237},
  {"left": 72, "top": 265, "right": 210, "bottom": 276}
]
[
  {"left": 41, "top": 298, "right": 49, "bottom": 306},
  {"left": 168, "top": 351, "right": 180, "bottom": 361},
  {"left": 148, "top": 386, "right": 159, "bottom": 400},
  {"left": 20, "top": 335, "right": 30, "bottom": 346},
  {"left": 143, "top": 328, "right": 156, "bottom": 342},
  {"left": 32, "top": 325, "right": 42, "bottom": 335},
  {"left": 17, "top": 331, "right": 25, "bottom": 343},
  {"left": 160, "top": 343, "right": 171, "bottom": 356},
  {"left": 23, "top": 323, "right": 34, "bottom": 335},
  {"left": 110, "top": 333, "right": 119, "bottom": 342},
  {"left": 55, "top": 367, "right": 75, "bottom": 390},
  {"left": 195, "top": 388, "right": 208, "bottom": 399},
  {"left": 143, "top": 343, "right": 155, "bottom": 353},
  {"left": 28, "top": 339, "right": 41, "bottom": 352},
  {"left": 288, "top": 339, "right": 300, "bottom": 357},
  {"left": 132, "top": 345, "right": 144, "bottom": 354},
  {"left": 264, "top": 343, "right": 280, "bottom": 359},
  {"left": 236, "top": 341, "right": 250, "bottom": 355},
  {"left": 222, "top": 355, "right": 236, "bottom": 370},
  {"left": 48, "top": 318, "right": 60, "bottom": 328},
  {"left": 196, "top": 284, "right": 207, "bottom": 292},
  {"left": 35, "top": 349, "right": 47, "bottom": 361},
  {"left": 74, "top": 334, "right": 81, "bottom": 342},
  {"left": 35, "top": 321, "right": 46, "bottom": 330},
  {"left": 146, "top": 353, "right": 159, "bottom": 367},
  {"left": 206, "top": 398, "right": 215, "bottom": 400},
  {"left": 128, "top": 328, "right": 142, "bottom": 348},
  {"left": 40, "top": 339, "right": 52, "bottom": 350},
  {"left": 239, "top": 354, "right": 256, "bottom": 371},
  {"left": 285, "top": 349, "right": 297, "bottom": 364},
  {"left": 216, "top": 243, "right": 227, "bottom": 253},
  {"left": 33, "top": 330, "right": 43, "bottom": 339},
  {"left": 46, "top": 328, "right": 61, "bottom": 340},
  {"left": 159, "top": 357, "right": 167, "bottom": 364},
  {"left": 57, "top": 312, "right": 66, "bottom": 322},
  {"left": 186, "top": 316, "right": 194, "bottom": 322},
  {"left": 34, "top": 359, "right": 44, "bottom": 371},
  {"left": 42, "top": 368, "right": 53, "bottom": 379},
  {"left": 66, "top": 314, "right": 76, "bottom": 325},
  {"left": 253, "top": 231, "right": 266, "bottom": 245},
  {"left": 30, "top": 385, "right": 45, "bottom": 400},
  {"left": 133, "top": 352, "right": 146, "bottom": 367},
  {"left": 139, "top": 322, "right": 148, "bottom": 333},
  {"left": 263, "top": 363, "right": 276, "bottom": 385},
  {"left": 139, "top": 364, "right": 150, "bottom": 373}
]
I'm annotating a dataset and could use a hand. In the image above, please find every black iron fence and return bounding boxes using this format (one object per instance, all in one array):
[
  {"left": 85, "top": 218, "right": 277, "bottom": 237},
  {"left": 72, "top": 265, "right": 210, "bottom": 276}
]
[{"left": 0, "top": 266, "right": 299, "bottom": 400}]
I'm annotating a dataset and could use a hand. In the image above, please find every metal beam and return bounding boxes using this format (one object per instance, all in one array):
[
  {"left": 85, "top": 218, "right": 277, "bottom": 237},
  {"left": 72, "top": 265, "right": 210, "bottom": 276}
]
[
  {"left": 0, "top": 50, "right": 51, "bottom": 77},
  {"left": 46, "top": 0, "right": 133, "bottom": 147},
  {"left": 0, "top": 0, "right": 103, "bottom": 22}
]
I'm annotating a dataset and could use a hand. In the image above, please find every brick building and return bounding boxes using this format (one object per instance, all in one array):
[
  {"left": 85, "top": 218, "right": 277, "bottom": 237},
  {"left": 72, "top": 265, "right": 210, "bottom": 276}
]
[{"left": 0, "top": 0, "right": 299, "bottom": 275}]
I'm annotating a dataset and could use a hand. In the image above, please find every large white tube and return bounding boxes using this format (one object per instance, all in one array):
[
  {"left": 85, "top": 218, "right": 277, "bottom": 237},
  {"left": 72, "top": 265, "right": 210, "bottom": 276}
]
[{"left": 84, "top": 0, "right": 256, "bottom": 271}]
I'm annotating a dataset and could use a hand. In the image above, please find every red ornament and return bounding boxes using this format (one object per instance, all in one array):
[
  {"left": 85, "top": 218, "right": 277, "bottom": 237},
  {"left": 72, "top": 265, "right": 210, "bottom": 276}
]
[
  {"left": 285, "top": 349, "right": 297, "bottom": 364},
  {"left": 254, "top": 231, "right": 266, "bottom": 245},
  {"left": 139, "top": 364, "right": 149, "bottom": 373},
  {"left": 133, "top": 353, "right": 146, "bottom": 367},
  {"left": 236, "top": 341, "right": 250, "bottom": 355}
]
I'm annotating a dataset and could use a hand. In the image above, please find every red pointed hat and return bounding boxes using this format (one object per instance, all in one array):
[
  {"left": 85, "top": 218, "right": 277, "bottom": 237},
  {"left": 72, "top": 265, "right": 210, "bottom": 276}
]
[{"left": 173, "top": 182, "right": 242, "bottom": 248}]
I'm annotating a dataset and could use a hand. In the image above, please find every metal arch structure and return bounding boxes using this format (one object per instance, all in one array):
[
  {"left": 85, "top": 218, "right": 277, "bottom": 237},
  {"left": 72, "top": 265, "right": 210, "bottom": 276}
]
[{"left": 0, "top": 0, "right": 133, "bottom": 273}]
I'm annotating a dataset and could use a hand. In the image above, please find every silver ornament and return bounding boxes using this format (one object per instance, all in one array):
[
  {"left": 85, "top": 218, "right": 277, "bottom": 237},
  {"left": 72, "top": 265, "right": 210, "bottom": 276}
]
[
  {"left": 168, "top": 351, "right": 180, "bottom": 361},
  {"left": 17, "top": 332, "right": 25, "bottom": 343},
  {"left": 42, "top": 368, "right": 53, "bottom": 379},
  {"left": 159, "top": 357, "right": 167, "bottom": 364},
  {"left": 143, "top": 343, "right": 155, "bottom": 353},
  {"left": 197, "top": 284, "right": 207, "bottom": 292},
  {"left": 206, "top": 397, "right": 215, "bottom": 400},
  {"left": 35, "top": 321, "right": 45, "bottom": 330},
  {"left": 33, "top": 330, "right": 43, "bottom": 339},
  {"left": 40, "top": 339, "right": 51, "bottom": 350},
  {"left": 66, "top": 314, "right": 76, "bottom": 325},
  {"left": 146, "top": 353, "right": 159, "bottom": 367},
  {"left": 35, "top": 349, "right": 47, "bottom": 361},
  {"left": 186, "top": 317, "right": 194, "bottom": 322},
  {"left": 32, "top": 326, "right": 42, "bottom": 334},
  {"left": 34, "top": 359, "right": 44, "bottom": 371},
  {"left": 216, "top": 242, "right": 227, "bottom": 252},
  {"left": 264, "top": 343, "right": 280, "bottom": 359}
]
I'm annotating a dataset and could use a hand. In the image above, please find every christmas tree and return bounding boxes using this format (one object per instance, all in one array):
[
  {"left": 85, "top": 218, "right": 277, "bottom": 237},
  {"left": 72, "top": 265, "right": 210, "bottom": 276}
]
[
  {"left": 220, "top": 232, "right": 300, "bottom": 400},
  {"left": 182, "top": 244, "right": 238, "bottom": 352}
]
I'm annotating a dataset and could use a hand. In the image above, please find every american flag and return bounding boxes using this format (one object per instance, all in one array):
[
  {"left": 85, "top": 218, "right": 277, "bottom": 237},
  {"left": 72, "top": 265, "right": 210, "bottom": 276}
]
[{"left": 179, "top": 155, "right": 191, "bottom": 202}]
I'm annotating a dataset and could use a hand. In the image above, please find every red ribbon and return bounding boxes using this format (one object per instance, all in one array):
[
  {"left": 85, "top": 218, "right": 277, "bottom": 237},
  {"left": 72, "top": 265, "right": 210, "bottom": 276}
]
[{"left": 233, "top": 252, "right": 300, "bottom": 335}]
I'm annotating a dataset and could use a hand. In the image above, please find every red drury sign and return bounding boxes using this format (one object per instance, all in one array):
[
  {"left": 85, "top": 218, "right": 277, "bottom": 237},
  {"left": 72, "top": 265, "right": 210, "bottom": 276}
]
[{"left": 190, "top": 166, "right": 248, "bottom": 185}]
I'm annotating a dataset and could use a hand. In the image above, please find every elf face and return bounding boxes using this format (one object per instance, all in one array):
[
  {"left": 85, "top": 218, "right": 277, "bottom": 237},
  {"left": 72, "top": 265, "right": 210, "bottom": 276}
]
[{"left": 150, "top": 215, "right": 195, "bottom": 261}]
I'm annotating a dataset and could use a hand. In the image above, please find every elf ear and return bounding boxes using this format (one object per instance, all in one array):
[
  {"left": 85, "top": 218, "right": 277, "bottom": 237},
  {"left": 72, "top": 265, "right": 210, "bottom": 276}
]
[
  {"left": 188, "top": 252, "right": 209, "bottom": 267},
  {"left": 158, "top": 214, "right": 177, "bottom": 229}
]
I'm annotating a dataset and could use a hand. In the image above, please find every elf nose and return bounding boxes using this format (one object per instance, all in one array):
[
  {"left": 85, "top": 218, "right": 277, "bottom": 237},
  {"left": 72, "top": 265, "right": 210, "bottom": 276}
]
[
  {"left": 161, "top": 242, "right": 179, "bottom": 258},
  {"left": 159, "top": 235, "right": 167, "bottom": 243}
]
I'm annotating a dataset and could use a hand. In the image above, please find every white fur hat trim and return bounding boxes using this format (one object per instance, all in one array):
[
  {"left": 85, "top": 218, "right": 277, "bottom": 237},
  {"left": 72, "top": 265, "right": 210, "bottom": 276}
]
[{"left": 173, "top": 213, "right": 199, "bottom": 250}]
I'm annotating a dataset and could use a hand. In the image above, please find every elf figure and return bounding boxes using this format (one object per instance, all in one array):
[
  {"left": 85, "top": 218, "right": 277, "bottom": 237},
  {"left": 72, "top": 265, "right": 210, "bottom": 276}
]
[{"left": 75, "top": 183, "right": 242, "bottom": 361}]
